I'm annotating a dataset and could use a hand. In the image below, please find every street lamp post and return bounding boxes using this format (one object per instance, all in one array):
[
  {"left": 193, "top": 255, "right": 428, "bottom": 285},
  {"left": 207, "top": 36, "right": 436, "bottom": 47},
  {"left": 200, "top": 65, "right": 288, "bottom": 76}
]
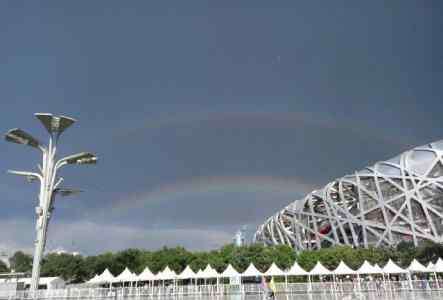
[{"left": 5, "top": 113, "right": 97, "bottom": 296}]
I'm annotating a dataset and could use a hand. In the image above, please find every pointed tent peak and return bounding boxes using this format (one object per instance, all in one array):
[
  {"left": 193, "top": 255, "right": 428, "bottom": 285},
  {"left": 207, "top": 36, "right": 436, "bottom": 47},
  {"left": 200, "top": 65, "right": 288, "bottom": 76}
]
[
  {"left": 203, "top": 264, "right": 214, "bottom": 272},
  {"left": 163, "top": 266, "right": 171, "bottom": 272},
  {"left": 221, "top": 264, "right": 240, "bottom": 278},
  {"left": 357, "top": 261, "right": 381, "bottom": 274},
  {"left": 309, "top": 262, "right": 332, "bottom": 275},
  {"left": 264, "top": 262, "right": 286, "bottom": 276},
  {"left": 333, "top": 261, "right": 356, "bottom": 275},
  {"left": 100, "top": 268, "right": 114, "bottom": 277},
  {"left": 433, "top": 257, "right": 443, "bottom": 272},
  {"left": 119, "top": 267, "right": 134, "bottom": 276},
  {"left": 114, "top": 267, "right": 138, "bottom": 282},
  {"left": 178, "top": 265, "right": 197, "bottom": 279},
  {"left": 359, "top": 261, "right": 373, "bottom": 268},
  {"left": 408, "top": 259, "right": 429, "bottom": 273},
  {"left": 196, "top": 269, "right": 205, "bottom": 278},
  {"left": 138, "top": 266, "right": 155, "bottom": 281},
  {"left": 202, "top": 264, "right": 219, "bottom": 278},
  {"left": 382, "top": 259, "right": 407, "bottom": 274},
  {"left": 183, "top": 265, "right": 196, "bottom": 273},
  {"left": 287, "top": 261, "right": 309, "bottom": 276},
  {"left": 87, "top": 274, "right": 100, "bottom": 284},
  {"left": 96, "top": 268, "right": 115, "bottom": 283},
  {"left": 242, "top": 263, "right": 263, "bottom": 277},
  {"left": 156, "top": 266, "right": 177, "bottom": 280}
]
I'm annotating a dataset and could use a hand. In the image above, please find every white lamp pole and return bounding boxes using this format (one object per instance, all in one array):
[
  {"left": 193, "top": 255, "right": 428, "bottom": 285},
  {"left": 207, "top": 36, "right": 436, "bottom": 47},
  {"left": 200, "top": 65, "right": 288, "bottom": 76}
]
[{"left": 5, "top": 113, "right": 97, "bottom": 297}]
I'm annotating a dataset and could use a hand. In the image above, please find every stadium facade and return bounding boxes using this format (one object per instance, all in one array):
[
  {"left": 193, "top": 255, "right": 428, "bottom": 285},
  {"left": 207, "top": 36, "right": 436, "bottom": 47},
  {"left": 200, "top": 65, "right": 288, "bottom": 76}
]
[{"left": 254, "top": 140, "right": 443, "bottom": 250}]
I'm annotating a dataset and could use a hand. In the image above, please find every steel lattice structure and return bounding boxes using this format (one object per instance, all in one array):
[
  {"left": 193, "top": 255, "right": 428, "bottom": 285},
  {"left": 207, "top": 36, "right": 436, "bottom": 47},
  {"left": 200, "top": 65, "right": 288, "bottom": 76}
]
[{"left": 254, "top": 140, "right": 443, "bottom": 250}]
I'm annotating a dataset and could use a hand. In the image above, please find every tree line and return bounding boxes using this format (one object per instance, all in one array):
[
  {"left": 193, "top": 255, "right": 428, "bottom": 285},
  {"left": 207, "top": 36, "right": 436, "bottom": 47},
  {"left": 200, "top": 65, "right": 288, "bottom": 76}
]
[{"left": 2, "top": 241, "right": 442, "bottom": 284}]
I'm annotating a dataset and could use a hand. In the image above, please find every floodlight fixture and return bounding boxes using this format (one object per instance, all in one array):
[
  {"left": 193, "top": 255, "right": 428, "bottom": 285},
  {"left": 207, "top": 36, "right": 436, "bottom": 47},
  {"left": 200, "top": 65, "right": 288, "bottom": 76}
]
[
  {"left": 54, "top": 188, "right": 83, "bottom": 197},
  {"left": 34, "top": 113, "right": 76, "bottom": 136},
  {"left": 59, "top": 152, "right": 97, "bottom": 167},
  {"left": 5, "top": 128, "right": 41, "bottom": 149}
]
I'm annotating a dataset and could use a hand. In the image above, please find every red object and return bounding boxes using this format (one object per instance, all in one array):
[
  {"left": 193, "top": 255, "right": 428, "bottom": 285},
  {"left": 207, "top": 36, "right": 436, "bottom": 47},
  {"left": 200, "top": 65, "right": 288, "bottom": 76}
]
[{"left": 319, "top": 224, "right": 331, "bottom": 234}]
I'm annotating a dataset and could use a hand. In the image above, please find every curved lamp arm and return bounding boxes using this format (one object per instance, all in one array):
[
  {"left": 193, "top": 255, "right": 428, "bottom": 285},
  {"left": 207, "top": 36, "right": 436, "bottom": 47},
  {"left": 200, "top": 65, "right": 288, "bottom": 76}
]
[{"left": 7, "top": 170, "right": 43, "bottom": 183}]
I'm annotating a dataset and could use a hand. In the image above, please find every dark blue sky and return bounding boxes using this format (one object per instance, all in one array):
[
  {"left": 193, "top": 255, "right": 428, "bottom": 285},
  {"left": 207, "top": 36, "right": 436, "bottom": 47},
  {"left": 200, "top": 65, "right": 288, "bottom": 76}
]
[{"left": 1, "top": 1, "right": 442, "bottom": 255}]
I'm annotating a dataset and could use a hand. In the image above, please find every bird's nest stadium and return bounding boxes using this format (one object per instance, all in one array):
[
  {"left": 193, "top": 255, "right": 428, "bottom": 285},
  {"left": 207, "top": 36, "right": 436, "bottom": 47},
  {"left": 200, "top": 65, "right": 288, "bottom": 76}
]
[{"left": 254, "top": 140, "right": 443, "bottom": 250}]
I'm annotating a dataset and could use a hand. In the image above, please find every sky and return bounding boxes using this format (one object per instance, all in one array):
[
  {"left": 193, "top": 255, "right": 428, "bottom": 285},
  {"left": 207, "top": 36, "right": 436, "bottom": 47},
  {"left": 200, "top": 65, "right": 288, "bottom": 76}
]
[{"left": 0, "top": 1, "right": 442, "bottom": 256}]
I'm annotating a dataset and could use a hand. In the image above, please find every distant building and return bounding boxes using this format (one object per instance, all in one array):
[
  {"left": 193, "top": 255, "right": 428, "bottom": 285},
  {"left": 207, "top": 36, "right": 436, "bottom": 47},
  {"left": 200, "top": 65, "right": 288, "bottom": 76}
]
[
  {"left": 0, "top": 276, "right": 65, "bottom": 291},
  {"left": 255, "top": 140, "right": 443, "bottom": 250},
  {"left": 49, "top": 248, "right": 80, "bottom": 256},
  {"left": 233, "top": 227, "right": 247, "bottom": 246}
]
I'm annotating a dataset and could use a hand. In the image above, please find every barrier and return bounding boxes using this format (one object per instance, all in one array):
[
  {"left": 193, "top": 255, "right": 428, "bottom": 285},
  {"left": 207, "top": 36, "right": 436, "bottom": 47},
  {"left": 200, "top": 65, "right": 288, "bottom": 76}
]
[{"left": 1, "top": 280, "right": 443, "bottom": 300}]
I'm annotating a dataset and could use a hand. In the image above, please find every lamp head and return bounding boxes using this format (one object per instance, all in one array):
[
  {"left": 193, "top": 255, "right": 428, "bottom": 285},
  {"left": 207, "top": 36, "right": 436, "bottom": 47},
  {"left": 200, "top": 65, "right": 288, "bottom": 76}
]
[
  {"left": 63, "top": 152, "right": 97, "bottom": 165},
  {"left": 54, "top": 188, "right": 83, "bottom": 197},
  {"left": 35, "top": 113, "right": 76, "bottom": 136},
  {"left": 5, "top": 128, "right": 40, "bottom": 148}
]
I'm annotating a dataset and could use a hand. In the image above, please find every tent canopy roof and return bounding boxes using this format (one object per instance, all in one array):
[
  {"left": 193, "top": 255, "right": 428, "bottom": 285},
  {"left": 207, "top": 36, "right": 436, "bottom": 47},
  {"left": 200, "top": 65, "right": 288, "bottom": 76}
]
[
  {"left": 382, "top": 259, "right": 407, "bottom": 274},
  {"left": 309, "top": 262, "right": 332, "bottom": 275},
  {"left": 287, "top": 261, "right": 309, "bottom": 276},
  {"left": 241, "top": 263, "right": 263, "bottom": 277},
  {"left": 357, "top": 261, "right": 381, "bottom": 274},
  {"left": 221, "top": 264, "right": 240, "bottom": 278},
  {"left": 114, "top": 267, "right": 138, "bottom": 282},
  {"left": 138, "top": 267, "right": 155, "bottom": 281},
  {"left": 408, "top": 259, "right": 429, "bottom": 273},
  {"left": 178, "top": 266, "right": 197, "bottom": 279},
  {"left": 433, "top": 258, "right": 443, "bottom": 273},
  {"left": 93, "top": 268, "right": 115, "bottom": 284},
  {"left": 333, "top": 261, "right": 356, "bottom": 275},
  {"left": 264, "top": 263, "right": 286, "bottom": 276},
  {"left": 156, "top": 266, "right": 177, "bottom": 280},
  {"left": 202, "top": 264, "right": 219, "bottom": 278}
]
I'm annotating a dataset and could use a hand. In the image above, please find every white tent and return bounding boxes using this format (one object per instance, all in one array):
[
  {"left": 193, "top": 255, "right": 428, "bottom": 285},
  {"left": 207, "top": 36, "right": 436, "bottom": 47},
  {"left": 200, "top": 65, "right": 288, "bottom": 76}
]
[
  {"left": 195, "top": 269, "right": 205, "bottom": 278},
  {"left": 156, "top": 266, "right": 177, "bottom": 281},
  {"left": 264, "top": 263, "right": 286, "bottom": 276},
  {"left": 357, "top": 261, "right": 381, "bottom": 275},
  {"left": 241, "top": 263, "right": 263, "bottom": 277},
  {"left": 114, "top": 267, "right": 138, "bottom": 283},
  {"left": 427, "top": 262, "right": 435, "bottom": 272},
  {"left": 286, "top": 261, "right": 309, "bottom": 276},
  {"left": 178, "top": 266, "right": 197, "bottom": 280},
  {"left": 333, "top": 261, "right": 356, "bottom": 275},
  {"left": 221, "top": 264, "right": 240, "bottom": 278},
  {"left": 138, "top": 266, "right": 156, "bottom": 281},
  {"left": 96, "top": 268, "right": 115, "bottom": 284},
  {"left": 433, "top": 258, "right": 443, "bottom": 273},
  {"left": 309, "top": 262, "right": 332, "bottom": 276},
  {"left": 373, "top": 264, "right": 383, "bottom": 273},
  {"left": 407, "top": 259, "right": 429, "bottom": 273},
  {"left": 202, "top": 264, "right": 219, "bottom": 278},
  {"left": 382, "top": 259, "right": 407, "bottom": 274},
  {"left": 87, "top": 274, "right": 100, "bottom": 284}
]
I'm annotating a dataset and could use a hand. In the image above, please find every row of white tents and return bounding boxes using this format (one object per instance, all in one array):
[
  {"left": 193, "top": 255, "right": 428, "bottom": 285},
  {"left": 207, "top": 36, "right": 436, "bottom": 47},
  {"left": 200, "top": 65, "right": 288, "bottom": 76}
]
[{"left": 88, "top": 257, "right": 443, "bottom": 284}]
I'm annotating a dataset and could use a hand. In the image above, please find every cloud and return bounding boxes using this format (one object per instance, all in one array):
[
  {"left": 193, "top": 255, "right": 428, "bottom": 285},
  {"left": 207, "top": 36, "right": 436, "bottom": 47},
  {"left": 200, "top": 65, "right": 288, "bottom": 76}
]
[
  {"left": 104, "top": 175, "right": 316, "bottom": 225},
  {"left": 0, "top": 218, "right": 233, "bottom": 255}
]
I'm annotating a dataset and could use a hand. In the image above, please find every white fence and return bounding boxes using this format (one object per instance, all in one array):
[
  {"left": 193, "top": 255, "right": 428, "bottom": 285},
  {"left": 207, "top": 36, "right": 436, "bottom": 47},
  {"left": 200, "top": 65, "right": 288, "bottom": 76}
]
[{"left": 0, "top": 280, "right": 442, "bottom": 300}]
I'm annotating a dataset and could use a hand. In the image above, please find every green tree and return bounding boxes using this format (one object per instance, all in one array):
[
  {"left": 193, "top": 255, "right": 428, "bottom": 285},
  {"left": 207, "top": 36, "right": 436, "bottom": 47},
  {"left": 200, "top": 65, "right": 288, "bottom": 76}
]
[
  {"left": 9, "top": 251, "right": 32, "bottom": 273},
  {"left": 41, "top": 253, "right": 87, "bottom": 283},
  {"left": 0, "top": 260, "right": 9, "bottom": 273}
]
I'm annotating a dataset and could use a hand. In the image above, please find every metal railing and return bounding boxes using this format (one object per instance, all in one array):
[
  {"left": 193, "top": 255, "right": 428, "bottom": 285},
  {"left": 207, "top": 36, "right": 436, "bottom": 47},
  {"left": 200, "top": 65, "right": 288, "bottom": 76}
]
[{"left": 0, "top": 280, "right": 442, "bottom": 299}]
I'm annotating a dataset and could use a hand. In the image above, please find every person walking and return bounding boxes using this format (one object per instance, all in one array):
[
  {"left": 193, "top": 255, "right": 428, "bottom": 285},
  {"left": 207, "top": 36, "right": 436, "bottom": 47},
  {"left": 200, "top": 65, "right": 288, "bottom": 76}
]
[
  {"left": 261, "top": 277, "right": 269, "bottom": 299},
  {"left": 269, "top": 277, "right": 276, "bottom": 299}
]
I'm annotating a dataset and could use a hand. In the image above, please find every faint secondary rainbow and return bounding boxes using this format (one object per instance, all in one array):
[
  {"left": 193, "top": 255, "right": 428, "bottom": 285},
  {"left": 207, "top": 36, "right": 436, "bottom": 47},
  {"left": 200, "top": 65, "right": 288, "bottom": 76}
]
[{"left": 109, "top": 175, "right": 317, "bottom": 215}]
